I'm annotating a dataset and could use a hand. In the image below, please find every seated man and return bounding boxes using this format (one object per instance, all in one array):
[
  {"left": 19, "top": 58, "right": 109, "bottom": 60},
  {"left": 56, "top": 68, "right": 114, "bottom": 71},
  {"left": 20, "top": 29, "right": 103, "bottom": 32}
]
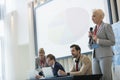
[
  {"left": 35, "top": 48, "right": 48, "bottom": 79},
  {"left": 46, "top": 54, "right": 65, "bottom": 77},
  {"left": 58, "top": 44, "right": 92, "bottom": 76},
  {"left": 36, "top": 54, "right": 65, "bottom": 79}
]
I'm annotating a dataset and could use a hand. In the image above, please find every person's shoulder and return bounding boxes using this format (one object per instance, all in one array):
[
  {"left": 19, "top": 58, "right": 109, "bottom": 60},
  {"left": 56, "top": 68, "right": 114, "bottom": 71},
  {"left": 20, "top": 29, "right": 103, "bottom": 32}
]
[
  {"left": 55, "top": 62, "right": 61, "bottom": 66},
  {"left": 35, "top": 57, "right": 40, "bottom": 61},
  {"left": 103, "top": 23, "right": 113, "bottom": 32},
  {"left": 81, "top": 55, "right": 91, "bottom": 62},
  {"left": 55, "top": 62, "right": 65, "bottom": 71},
  {"left": 81, "top": 54, "right": 87, "bottom": 59},
  {"left": 103, "top": 22, "right": 111, "bottom": 27},
  {"left": 55, "top": 62, "right": 63, "bottom": 68}
]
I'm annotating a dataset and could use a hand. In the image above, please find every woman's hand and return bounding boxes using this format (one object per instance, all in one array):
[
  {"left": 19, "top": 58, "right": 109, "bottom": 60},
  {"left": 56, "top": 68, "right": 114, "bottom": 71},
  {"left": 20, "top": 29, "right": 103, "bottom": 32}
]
[
  {"left": 93, "top": 35, "right": 97, "bottom": 42},
  {"left": 35, "top": 75, "right": 42, "bottom": 79},
  {"left": 88, "top": 32, "right": 93, "bottom": 37}
]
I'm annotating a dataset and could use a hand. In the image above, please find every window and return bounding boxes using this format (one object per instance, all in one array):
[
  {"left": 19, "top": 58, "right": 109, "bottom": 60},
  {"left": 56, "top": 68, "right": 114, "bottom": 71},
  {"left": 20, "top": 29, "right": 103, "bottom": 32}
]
[
  {"left": 0, "top": 39, "right": 3, "bottom": 80},
  {"left": 0, "top": 20, "right": 4, "bottom": 80},
  {"left": 0, "top": 0, "right": 5, "bottom": 79},
  {"left": 0, "top": 38, "right": 4, "bottom": 80}
]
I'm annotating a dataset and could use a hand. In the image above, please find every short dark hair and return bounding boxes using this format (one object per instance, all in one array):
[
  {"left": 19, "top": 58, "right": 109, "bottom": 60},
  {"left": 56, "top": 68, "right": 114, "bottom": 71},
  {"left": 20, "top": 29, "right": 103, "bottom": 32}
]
[
  {"left": 70, "top": 44, "right": 81, "bottom": 52},
  {"left": 47, "top": 54, "right": 56, "bottom": 61}
]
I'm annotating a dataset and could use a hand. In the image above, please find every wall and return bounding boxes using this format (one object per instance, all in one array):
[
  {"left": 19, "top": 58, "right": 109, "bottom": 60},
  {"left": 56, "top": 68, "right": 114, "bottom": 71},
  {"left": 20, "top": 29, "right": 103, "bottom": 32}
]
[{"left": 4, "top": 0, "right": 35, "bottom": 80}]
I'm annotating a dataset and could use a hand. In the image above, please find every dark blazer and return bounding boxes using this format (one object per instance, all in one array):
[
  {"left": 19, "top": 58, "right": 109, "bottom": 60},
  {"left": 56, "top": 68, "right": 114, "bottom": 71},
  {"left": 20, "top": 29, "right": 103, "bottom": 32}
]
[{"left": 52, "top": 62, "right": 65, "bottom": 77}]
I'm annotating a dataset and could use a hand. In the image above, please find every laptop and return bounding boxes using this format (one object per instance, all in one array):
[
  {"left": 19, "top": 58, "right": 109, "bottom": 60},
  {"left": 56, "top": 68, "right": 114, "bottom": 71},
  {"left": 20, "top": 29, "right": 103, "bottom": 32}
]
[{"left": 42, "top": 67, "right": 54, "bottom": 78}]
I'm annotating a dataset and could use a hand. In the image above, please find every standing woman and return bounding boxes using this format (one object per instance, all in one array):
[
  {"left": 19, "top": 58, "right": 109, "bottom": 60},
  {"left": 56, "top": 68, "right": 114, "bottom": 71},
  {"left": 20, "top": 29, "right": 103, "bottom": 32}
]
[{"left": 89, "top": 9, "right": 115, "bottom": 80}]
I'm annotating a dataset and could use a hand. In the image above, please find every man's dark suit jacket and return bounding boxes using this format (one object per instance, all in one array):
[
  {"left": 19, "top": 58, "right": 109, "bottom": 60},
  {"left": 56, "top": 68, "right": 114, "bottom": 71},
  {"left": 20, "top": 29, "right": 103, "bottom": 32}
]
[{"left": 52, "top": 62, "right": 65, "bottom": 77}]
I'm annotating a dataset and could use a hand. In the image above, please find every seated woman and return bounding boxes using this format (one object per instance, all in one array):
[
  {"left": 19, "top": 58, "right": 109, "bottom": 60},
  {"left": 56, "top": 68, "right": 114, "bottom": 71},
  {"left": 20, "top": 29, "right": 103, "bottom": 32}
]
[{"left": 35, "top": 48, "right": 48, "bottom": 79}]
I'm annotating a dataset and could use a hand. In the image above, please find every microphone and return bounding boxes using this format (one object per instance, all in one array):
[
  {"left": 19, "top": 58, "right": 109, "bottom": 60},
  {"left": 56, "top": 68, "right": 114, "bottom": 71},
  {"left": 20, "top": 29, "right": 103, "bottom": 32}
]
[
  {"left": 89, "top": 27, "right": 93, "bottom": 44},
  {"left": 88, "top": 27, "right": 99, "bottom": 49},
  {"left": 90, "top": 27, "right": 93, "bottom": 32}
]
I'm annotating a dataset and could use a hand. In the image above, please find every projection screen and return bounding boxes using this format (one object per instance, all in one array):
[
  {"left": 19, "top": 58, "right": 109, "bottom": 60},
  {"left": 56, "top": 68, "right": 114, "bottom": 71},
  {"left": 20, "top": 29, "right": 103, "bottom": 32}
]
[{"left": 34, "top": 0, "right": 110, "bottom": 58}]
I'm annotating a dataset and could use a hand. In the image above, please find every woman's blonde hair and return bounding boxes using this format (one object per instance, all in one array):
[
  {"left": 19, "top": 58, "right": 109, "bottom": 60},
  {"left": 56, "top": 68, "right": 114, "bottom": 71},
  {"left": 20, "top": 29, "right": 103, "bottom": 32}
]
[
  {"left": 39, "top": 48, "right": 45, "bottom": 54},
  {"left": 93, "top": 9, "right": 105, "bottom": 19}
]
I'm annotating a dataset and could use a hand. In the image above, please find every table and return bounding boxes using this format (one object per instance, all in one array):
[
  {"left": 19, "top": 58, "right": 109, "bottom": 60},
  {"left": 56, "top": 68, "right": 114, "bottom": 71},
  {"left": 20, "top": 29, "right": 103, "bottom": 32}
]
[
  {"left": 73, "top": 74, "right": 102, "bottom": 80},
  {"left": 29, "top": 74, "right": 102, "bottom": 80}
]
